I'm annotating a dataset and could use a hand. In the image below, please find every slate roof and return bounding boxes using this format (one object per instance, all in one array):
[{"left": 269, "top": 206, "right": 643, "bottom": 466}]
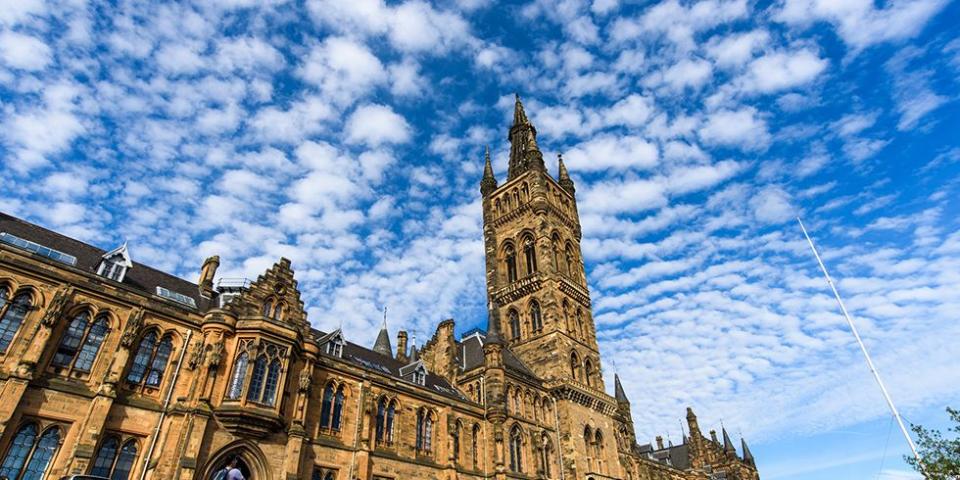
[
  {"left": 0, "top": 212, "right": 211, "bottom": 311},
  {"left": 313, "top": 328, "right": 466, "bottom": 402},
  {"left": 650, "top": 442, "right": 691, "bottom": 469},
  {"left": 458, "top": 330, "right": 540, "bottom": 380}
]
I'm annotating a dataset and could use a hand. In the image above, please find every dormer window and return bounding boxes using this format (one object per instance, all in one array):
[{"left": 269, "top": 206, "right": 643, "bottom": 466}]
[
  {"left": 399, "top": 360, "right": 428, "bottom": 386},
  {"left": 97, "top": 243, "right": 132, "bottom": 283},
  {"left": 412, "top": 368, "right": 425, "bottom": 386},
  {"left": 322, "top": 329, "right": 345, "bottom": 358}
]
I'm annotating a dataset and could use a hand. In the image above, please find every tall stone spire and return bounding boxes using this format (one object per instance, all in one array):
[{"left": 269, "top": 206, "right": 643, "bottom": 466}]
[
  {"left": 558, "top": 153, "right": 575, "bottom": 194},
  {"left": 722, "top": 427, "right": 736, "bottom": 454},
  {"left": 507, "top": 94, "right": 544, "bottom": 180},
  {"left": 741, "top": 437, "right": 755, "bottom": 465},
  {"left": 614, "top": 374, "right": 629, "bottom": 404},
  {"left": 372, "top": 308, "right": 392, "bottom": 357},
  {"left": 480, "top": 145, "right": 497, "bottom": 197}
]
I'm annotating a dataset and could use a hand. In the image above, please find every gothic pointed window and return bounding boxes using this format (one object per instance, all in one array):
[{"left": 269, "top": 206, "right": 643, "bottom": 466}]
[
  {"left": 227, "top": 351, "right": 248, "bottom": 399},
  {"left": 505, "top": 244, "right": 518, "bottom": 283},
  {"left": 145, "top": 334, "right": 173, "bottom": 387},
  {"left": 595, "top": 431, "right": 604, "bottom": 458},
  {"left": 542, "top": 435, "right": 553, "bottom": 477},
  {"left": 472, "top": 424, "right": 481, "bottom": 470},
  {"left": 530, "top": 301, "right": 542, "bottom": 332},
  {"left": 576, "top": 308, "right": 585, "bottom": 339},
  {"left": 386, "top": 400, "right": 396, "bottom": 443},
  {"left": 54, "top": 311, "right": 108, "bottom": 373},
  {"left": 0, "top": 290, "right": 31, "bottom": 354},
  {"left": 523, "top": 236, "right": 537, "bottom": 276},
  {"left": 375, "top": 397, "right": 386, "bottom": 444},
  {"left": 91, "top": 436, "right": 138, "bottom": 480},
  {"left": 0, "top": 423, "right": 61, "bottom": 480},
  {"left": 332, "top": 385, "right": 345, "bottom": 430},
  {"left": 509, "top": 426, "right": 523, "bottom": 473},
  {"left": 564, "top": 244, "right": 574, "bottom": 278},
  {"left": 508, "top": 309, "right": 521, "bottom": 340},
  {"left": 584, "top": 359, "right": 594, "bottom": 387},
  {"left": 262, "top": 359, "right": 282, "bottom": 406},
  {"left": 320, "top": 383, "right": 334, "bottom": 430},
  {"left": 416, "top": 408, "right": 434, "bottom": 454},
  {"left": 246, "top": 356, "right": 268, "bottom": 402},
  {"left": 262, "top": 300, "right": 272, "bottom": 317},
  {"left": 126, "top": 331, "right": 157, "bottom": 385},
  {"left": 452, "top": 421, "right": 461, "bottom": 464},
  {"left": 570, "top": 352, "right": 581, "bottom": 381}
]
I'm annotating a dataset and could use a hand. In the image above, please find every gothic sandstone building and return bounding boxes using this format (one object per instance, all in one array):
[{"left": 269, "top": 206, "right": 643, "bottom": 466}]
[{"left": 0, "top": 98, "right": 758, "bottom": 480}]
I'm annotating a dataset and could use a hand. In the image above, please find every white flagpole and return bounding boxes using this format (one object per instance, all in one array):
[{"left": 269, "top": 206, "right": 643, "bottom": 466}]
[{"left": 797, "top": 218, "right": 925, "bottom": 473}]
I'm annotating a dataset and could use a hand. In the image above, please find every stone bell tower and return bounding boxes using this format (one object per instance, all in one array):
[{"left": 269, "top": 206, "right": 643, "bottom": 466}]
[{"left": 480, "top": 95, "right": 602, "bottom": 390}]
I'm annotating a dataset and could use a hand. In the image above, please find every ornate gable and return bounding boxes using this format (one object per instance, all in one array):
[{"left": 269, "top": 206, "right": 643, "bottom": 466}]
[{"left": 235, "top": 258, "right": 308, "bottom": 330}]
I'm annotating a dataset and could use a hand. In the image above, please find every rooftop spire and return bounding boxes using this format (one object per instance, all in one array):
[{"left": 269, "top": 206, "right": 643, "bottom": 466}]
[
  {"left": 485, "top": 299, "right": 503, "bottom": 345},
  {"left": 480, "top": 145, "right": 497, "bottom": 197},
  {"left": 741, "top": 437, "right": 755, "bottom": 464},
  {"left": 513, "top": 93, "right": 530, "bottom": 126},
  {"left": 722, "top": 427, "right": 736, "bottom": 454},
  {"left": 507, "top": 94, "right": 544, "bottom": 179},
  {"left": 372, "top": 306, "right": 393, "bottom": 357},
  {"left": 558, "top": 153, "right": 575, "bottom": 194},
  {"left": 614, "top": 374, "right": 629, "bottom": 403}
]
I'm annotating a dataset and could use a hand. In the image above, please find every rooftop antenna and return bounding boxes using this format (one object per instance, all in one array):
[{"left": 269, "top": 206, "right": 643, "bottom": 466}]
[{"left": 798, "top": 218, "right": 925, "bottom": 474}]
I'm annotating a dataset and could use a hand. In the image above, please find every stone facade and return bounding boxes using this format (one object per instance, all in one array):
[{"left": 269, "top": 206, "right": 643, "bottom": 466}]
[{"left": 0, "top": 98, "right": 758, "bottom": 480}]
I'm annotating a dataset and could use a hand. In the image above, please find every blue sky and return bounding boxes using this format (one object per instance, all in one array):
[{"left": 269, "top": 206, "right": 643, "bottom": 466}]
[{"left": 1, "top": 0, "right": 959, "bottom": 478}]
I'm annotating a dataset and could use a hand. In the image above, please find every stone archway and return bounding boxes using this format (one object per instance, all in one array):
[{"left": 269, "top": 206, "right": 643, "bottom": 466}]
[{"left": 201, "top": 440, "right": 271, "bottom": 480}]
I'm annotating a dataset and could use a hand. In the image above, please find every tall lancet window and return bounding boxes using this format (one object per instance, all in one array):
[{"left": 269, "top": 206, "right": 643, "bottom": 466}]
[
  {"left": 508, "top": 310, "right": 521, "bottom": 340},
  {"left": 523, "top": 235, "right": 537, "bottom": 276},
  {"left": 505, "top": 244, "right": 518, "bottom": 283}
]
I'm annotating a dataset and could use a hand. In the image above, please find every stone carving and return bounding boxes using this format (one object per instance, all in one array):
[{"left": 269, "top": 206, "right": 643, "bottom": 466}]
[
  {"left": 298, "top": 368, "right": 312, "bottom": 392},
  {"left": 205, "top": 341, "right": 224, "bottom": 368},
  {"left": 40, "top": 285, "right": 72, "bottom": 328},
  {"left": 120, "top": 308, "right": 145, "bottom": 349},
  {"left": 187, "top": 340, "right": 204, "bottom": 370}
]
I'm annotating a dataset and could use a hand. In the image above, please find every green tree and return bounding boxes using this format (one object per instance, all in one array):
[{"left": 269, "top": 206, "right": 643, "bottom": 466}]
[{"left": 907, "top": 407, "right": 960, "bottom": 479}]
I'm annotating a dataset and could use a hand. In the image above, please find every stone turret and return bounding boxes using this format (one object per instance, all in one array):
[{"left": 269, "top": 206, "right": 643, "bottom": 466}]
[
  {"left": 558, "top": 153, "right": 575, "bottom": 194},
  {"left": 507, "top": 94, "right": 545, "bottom": 180},
  {"left": 480, "top": 146, "right": 497, "bottom": 197}
]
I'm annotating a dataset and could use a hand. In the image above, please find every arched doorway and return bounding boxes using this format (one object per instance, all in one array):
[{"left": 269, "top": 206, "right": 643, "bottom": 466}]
[{"left": 201, "top": 440, "right": 271, "bottom": 480}]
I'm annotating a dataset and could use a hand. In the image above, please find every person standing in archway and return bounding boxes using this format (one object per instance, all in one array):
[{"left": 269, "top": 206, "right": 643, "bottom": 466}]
[{"left": 225, "top": 456, "right": 246, "bottom": 480}]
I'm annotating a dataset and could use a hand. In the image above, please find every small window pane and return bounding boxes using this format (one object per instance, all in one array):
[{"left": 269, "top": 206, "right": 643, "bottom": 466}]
[
  {"left": 246, "top": 356, "right": 267, "bottom": 402},
  {"left": 0, "top": 293, "right": 31, "bottom": 353},
  {"left": 127, "top": 332, "right": 157, "bottom": 384},
  {"left": 145, "top": 335, "right": 172, "bottom": 387},
  {"left": 21, "top": 427, "right": 59, "bottom": 480},
  {"left": 227, "top": 352, "right": 248, "bottom": 399},
  {"left": 0, "top": 423, "right": 37, "bottom": 479},
  {"left": 262, "top": 359, "right": 281, "bottom": 406}
]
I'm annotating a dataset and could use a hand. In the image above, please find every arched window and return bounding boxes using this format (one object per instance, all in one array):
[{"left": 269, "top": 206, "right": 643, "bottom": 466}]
[
  {"left": 0, "top": 290, "right": 31, "bottom": 353},
  {"left": 541, "top": 435, "right": 553, "bottom": 477},
  {"left": 570, "top": 352, "right": 581, "bottom": 381},
  {"left": 272, "top": 302, "right": 283, "bottom": 321},
  {"left": 564, "top": 244, "right": 574, "bottom": 278},
  {"left": 416, "top": 408, "right": 434, "bottom": 454},
  {"left": 472, "top": 424, "right": 481, "bottom": 470},
  {"left": 262, "top": 359, "right": 282, "bottom": 406},
  {"left": 246, "top": 356, "right": 267, "bottom": 402},
  {"left": 562, "top": 300, "right": 571, "bottom": 334},
  {"left": 320, "top": 384, "right": 334, "bottom": 430},
  {"left": 452, "top": 421, "right": 461, "bottom": 464},
  {"left": 584, "top": 359, "right": 594, "bottom": 387},
  {"left": 508, "top": 309, "right": 521, "bottom": 340},
  {"left": 53, "top": 311, "right": 109, "bottom": 373},
  {"left": 595, "top": 430, "right": 604, "bottom": 458},
  {"left": 0, "top": 423, "right": 60, "bottom": 480},
  {"left": 576, "top": 309, "right": 585, "bottom": 340},
  {"left": 504, "top": 244, "right": 518, "bottom": 283},
  {"left": 523, "top": 235, "right": 537, "bottom": 275},
  {"left": 375, "top": 397, "right": 396, "bottom": 445},
  {"left": 227, "top": 352, "right": 248, "bottom": 399},
  {"left": 261, "top": 300, "right": 272, "bottom": 317},
  {"left": 583, "top": 425, "right": 592, "bottom": 449},
  {"left": 530, "top": 301, "right": 543, "bottom": 332},
  {"left": 509, "top": 426, "right": 523, "bottom": 473},
  {"left": 127, "top": 332, "right": 174, "bottom": 388},
  {"left": 145, "top": 335, "right": 173, "bottom": 387},
  {"left": 320, "top": 383, "right": 345, "bottom": 433},
  {"left": 91, "top": 436, "right": 138, "bottom": 480}
]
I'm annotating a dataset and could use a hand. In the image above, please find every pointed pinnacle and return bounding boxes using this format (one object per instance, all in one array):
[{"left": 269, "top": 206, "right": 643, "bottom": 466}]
[
  {"left": 741, "top": 437, "right": 754, "bottom": 462},
  {"left": 513, "top": 93, "right": 530, "bottom": 126},
  {"left": 480, "top": 145, "right": 498, "bottom": 196},
  {"left": 722, "top": 427, "right": 736, "bottom": 453},
  {"left": 614, "top": 374, "right": 629, "bottom": 403}
]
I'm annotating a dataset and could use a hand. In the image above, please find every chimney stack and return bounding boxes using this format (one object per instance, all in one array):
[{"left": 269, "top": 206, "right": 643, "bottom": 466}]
[
  {"left": 198, "top": 255, "right": 219, "bottom": 297},
  {"left": 655, "top": 436, "right": 664, "bottom": 450},
  {"left": 396, "top": 330, "right": 409, "bottom": 362},
  {"left": 710, "top": 430, "right": 719, "bottom": 444}
]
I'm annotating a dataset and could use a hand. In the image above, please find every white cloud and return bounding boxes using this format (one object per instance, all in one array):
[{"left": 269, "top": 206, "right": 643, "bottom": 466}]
[
  {"left": 705, "top": 30, "right": 770, "bottom": 69},
  {"left": 649, "top": 58, "right": 714, "bottom": 91},
  {"left": 775, "top": 0, "right": 948, "bottom": 50},
  {"left": 750, "top": 185, "right": 795, "bottom": 223},
  {"left": 155, "top": 43, "right": 205, "bottom": 75},
  {"left": 0, "top": 31, "right": 52, "bottom": 71},
  {"left": 346, "top": 104, "right": 412, "bottom": 146},
  {"left": 699, "top": 107, "right": 769, "bottom": 150},
  {"left": 248, "top": 95, "right": 333, "bottom": 144},
  {"left": 738, "top": 49, "right": 828, "bottom": 93},
  {"left": 564, "top": 135, "right": 660, "bottom": 172},
  {"left": 298, "top": 37, "right": 385, "bottom": 104}
]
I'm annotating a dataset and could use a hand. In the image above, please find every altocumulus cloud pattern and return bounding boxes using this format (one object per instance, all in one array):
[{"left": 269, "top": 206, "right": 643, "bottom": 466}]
[{"left": 0, "top": 0, "right": 958, "bottom": 476}]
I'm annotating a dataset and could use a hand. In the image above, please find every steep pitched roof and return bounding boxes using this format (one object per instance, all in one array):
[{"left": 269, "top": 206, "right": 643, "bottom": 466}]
[
  {"left": 458, "top": 330, "right": 539, "bottom": 380},
  {"left": 0, "top": 212, "right": 209, "bottom": 311}
]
